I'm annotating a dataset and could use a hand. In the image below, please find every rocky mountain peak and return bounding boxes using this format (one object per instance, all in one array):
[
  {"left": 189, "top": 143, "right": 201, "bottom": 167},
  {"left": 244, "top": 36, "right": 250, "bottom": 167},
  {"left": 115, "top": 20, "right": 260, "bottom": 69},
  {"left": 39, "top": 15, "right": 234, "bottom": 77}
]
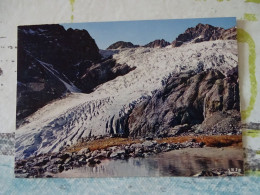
[
  {"left": 185, "top": 23, "right": 224, "bottom": 36},
  {"left": 194, "top": 23, "right": 214, "bottom": 30},
  {"left": 144, "top": 39, "right": 170, "bottom": 48},
  {"left": 172, "top": 23, "right": 236, "bottom": 47},
  {"left": 107, "top": 41, "right": 139, "bottom": 49}
]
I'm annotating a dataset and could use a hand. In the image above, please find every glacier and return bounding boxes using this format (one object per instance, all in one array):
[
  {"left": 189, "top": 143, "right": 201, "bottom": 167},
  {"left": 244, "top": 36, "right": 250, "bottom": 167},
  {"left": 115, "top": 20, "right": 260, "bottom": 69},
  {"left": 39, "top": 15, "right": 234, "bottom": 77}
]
[{"left": 15, "top": 40, "right": 238, "bottom": 159}]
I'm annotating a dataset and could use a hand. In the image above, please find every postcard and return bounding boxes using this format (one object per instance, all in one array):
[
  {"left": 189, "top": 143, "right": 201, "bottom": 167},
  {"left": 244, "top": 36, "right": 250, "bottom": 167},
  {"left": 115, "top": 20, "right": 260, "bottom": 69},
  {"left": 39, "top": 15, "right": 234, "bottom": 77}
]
[{"left": 15, "top": 17, "right": 243, "bottom": 177}]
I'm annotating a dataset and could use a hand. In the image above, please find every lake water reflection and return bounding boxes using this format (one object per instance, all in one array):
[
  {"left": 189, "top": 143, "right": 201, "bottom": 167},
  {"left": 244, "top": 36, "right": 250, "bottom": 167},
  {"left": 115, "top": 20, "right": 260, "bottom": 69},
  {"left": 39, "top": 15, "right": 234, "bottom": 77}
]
[{"left": 57, "top": 147, "right": 243, "bottom": 177}]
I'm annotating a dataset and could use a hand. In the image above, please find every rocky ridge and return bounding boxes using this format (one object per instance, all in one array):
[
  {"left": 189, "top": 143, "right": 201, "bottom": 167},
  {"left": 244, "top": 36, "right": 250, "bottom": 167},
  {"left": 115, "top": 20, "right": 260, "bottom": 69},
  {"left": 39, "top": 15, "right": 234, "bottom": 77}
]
[
  {"left": 107, "top": 41, "right": 139, "bottom": 49},
  {"left": 144, "top": 39, "right": 170, "bottom": 48},
  {"left": 172, "top": 23, "right": 236, "bottom": 47}
]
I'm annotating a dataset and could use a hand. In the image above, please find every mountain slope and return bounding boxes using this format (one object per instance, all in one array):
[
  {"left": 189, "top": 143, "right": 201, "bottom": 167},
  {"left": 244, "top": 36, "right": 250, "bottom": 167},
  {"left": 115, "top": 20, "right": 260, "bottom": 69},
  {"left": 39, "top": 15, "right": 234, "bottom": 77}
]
[
  {"left": 16, "top": 49, "right": 81, "bottom": 126},
  {"left": 17, "top": 25, "right": 136, "bottom": 125},
  {"left": 16, "top": 40, "right": 238, "bottom": 159}
]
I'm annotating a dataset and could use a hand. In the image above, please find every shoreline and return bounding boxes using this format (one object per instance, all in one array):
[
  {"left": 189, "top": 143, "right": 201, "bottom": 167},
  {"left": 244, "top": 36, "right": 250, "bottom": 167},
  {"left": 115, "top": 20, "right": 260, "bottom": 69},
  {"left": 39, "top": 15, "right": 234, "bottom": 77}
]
[{"left": 15, "top": 134, "right": 242, "bottom": 178}]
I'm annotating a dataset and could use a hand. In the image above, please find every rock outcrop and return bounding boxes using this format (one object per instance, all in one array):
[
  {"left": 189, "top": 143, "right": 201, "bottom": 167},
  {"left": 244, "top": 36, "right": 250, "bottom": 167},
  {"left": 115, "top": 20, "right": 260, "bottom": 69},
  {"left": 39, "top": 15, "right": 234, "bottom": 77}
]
[
  {"left": 144, "top": 39, "right": 170, "bottom": 48},
  {"left": 127, "top": 68, "right": 240, "bottom": 138},
  {"left": 172, "top": 23, "right": 236, "bottom": 47},
  {"left": 107, "top": 41, "right": 139, "bottom": 49},
  {"left": 17, "top": 53, "right": 68, "bottom": 126},
  {"left": 77, "top": 58, "right": 136, "bottom": 93}
]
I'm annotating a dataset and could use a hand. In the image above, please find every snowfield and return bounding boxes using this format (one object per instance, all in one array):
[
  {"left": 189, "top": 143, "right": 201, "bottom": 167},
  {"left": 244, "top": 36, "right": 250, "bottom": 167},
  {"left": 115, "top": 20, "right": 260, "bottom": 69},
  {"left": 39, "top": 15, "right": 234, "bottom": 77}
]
[{"left": 16, "top": 40, "right": 238, "bottom": 159}]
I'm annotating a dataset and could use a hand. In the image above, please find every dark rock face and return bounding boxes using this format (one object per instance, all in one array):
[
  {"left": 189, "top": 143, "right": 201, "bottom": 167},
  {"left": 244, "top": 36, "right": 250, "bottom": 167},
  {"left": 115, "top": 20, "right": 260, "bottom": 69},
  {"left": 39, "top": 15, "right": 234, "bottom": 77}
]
[
  {"left": 18, "top": 24, "right": 102, "bottom": 87},
  {"left": 107, "top": 41, "right": 139, "bottom": 49},
  {"left": 17, "top": 24, "right": 102, "bottom": 125},
  {"left": 172, "top": 23, "right": 236, "bottom": 47},
  {"left": 144, "top": 39, "right": 170, "bottom": 48},
  {"left": 77, "top": 58, "right": 136, "bottom": 93},
  {"left": 18, "top": 24, "right": 101, "bottom": 68},
  {"left": 17, "top": 49, "right": 68, "bottom": 126},
  {"left": 127, "top": 68, "right": 240, "bottom": 138}
]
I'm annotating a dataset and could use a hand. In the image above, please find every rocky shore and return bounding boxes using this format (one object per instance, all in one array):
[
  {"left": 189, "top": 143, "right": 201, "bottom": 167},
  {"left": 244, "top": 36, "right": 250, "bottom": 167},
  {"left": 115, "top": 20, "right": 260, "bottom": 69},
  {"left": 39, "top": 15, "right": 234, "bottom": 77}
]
[{"left": 15, "top": 139, "right": 206, "bottom": 178}]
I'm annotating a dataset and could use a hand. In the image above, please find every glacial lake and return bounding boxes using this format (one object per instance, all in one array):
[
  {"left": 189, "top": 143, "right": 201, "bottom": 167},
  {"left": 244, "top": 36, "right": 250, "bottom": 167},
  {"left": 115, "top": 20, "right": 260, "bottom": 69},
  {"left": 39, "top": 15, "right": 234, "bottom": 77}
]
[{"left": 56, "top": 147, "right": 243, "bottom": 177}]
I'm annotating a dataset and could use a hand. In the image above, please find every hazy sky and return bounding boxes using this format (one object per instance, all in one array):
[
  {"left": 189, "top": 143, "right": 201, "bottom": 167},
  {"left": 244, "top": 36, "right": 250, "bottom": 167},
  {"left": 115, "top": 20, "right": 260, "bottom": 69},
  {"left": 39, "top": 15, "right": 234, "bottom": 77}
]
[{"left": 61, "top": 17, "right": 236, "bottom": 50}]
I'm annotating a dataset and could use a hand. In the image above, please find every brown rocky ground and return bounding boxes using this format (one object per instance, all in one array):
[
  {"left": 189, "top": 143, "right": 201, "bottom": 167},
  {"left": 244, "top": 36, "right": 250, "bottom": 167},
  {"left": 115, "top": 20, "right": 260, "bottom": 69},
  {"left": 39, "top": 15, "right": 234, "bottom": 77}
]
[{"left": 65, "top": 134, "right": 242, "bottom": 153}]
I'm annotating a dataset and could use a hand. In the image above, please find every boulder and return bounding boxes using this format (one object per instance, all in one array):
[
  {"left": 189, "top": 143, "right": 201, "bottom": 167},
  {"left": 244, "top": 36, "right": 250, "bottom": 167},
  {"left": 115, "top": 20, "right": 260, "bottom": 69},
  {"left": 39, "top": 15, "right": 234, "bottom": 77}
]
[
  {"left": 168, "top": 124, "right": 190, "bottom": 136},
  {"left": 110, "top": 150, "right": 125, "bottom": 159},
  {"left": 77, "top": 148, "right": 90, "bottom": 155},
  {"left": 58, "top": 153, "right": 71, "bottom": 161},
  {"left": 57, "top": 164, "right": 64, "bottom": 172},
  {"left": 86, "top": 157, "right": 96, "bottom": 165},
  {"left": 130, "top": 143, "right": 143, "bottom": 149},
  {"left": 96, "top": 150, "right": 109, "bottom": 159},
  {"left": 34, "top": 158, "right": 49, "bottom": 166},
  {"left": 91, "top": 150, "right": 100, "bottom": 158},
  {"left": 142, "top": 141, "right": 155, "bottom": 148},
  {"left": 78, "top": 157, "right": 87, "bottom": 165}
]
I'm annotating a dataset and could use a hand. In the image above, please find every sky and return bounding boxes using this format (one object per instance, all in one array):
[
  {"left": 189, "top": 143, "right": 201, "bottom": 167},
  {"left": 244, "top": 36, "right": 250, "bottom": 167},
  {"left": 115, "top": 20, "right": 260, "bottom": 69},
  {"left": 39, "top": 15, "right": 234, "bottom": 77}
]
[{"left": 61, "top": 17, "right": 236, "bottom": 50}]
